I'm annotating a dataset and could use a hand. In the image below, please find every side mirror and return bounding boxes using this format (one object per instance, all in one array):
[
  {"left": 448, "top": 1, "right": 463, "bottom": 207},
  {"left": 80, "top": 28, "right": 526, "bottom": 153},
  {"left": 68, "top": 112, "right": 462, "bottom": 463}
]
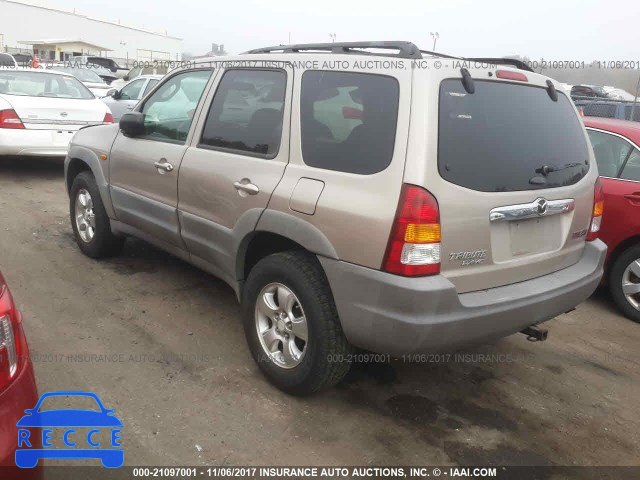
[
  {"left": 106, "top": 89, "right": 118, "bottom": 98},
  {"left": 119, "top": 112, "right": 146, "bottom": 136}
]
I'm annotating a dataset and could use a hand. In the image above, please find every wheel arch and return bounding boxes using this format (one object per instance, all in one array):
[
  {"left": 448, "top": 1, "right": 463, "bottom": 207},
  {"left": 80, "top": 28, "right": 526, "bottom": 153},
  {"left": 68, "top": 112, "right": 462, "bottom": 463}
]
[
  {"left": 65, "top": 145, "right": 116, "bottom": 218},
  {"left": 235, "top": 210, "right": 339, "bottom": 300},
  {"left": 606, "top": 234, "right": 640, "bottom": 281}
]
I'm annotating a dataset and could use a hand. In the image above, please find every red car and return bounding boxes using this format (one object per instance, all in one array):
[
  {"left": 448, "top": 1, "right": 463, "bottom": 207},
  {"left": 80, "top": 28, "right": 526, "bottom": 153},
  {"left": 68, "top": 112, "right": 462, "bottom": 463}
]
[
  {"left": 584, "top": 117, "right": 640, "bottom": 322},
  {"left": 0, "top": 270, "right": 39, "bottom": 473}
]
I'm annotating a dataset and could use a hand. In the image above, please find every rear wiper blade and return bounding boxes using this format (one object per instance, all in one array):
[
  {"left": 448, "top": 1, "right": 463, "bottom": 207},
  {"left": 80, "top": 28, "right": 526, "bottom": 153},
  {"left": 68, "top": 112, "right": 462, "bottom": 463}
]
[{"left": 535, "top": 162, "right": 584, "bottom": 176}]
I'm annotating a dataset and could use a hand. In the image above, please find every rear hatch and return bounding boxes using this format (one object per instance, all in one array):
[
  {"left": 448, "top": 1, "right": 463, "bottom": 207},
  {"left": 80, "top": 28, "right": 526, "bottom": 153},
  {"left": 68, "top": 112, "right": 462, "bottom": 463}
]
[{"left": 410, "top": 65, "right": 596, "bottom": 293}]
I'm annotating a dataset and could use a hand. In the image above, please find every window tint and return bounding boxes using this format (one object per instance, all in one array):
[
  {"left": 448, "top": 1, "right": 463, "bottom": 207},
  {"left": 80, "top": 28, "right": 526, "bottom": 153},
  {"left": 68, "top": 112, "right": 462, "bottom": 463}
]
[
  {"left": 301, "top": 71, "right": 399, "bottom": 174},
  {"left": 120, "top": 79, "right": 145, "bottom": 100},
  {"left": 200, "top": 69, "right": 286, "bottom": 156},
  {"left": 587, "top": 130, "right": 633, "bottom": 178},
  {"left": 143, "top": 79, "right": 159, "bottom": 97},
  {"left": 621, "top": 149, "right": 640, "bottom": 181},
  {"left": 439, "top": 80, "right": 589, "bottom": 192},
  {"left": 140, "top": 69, "right": 212, "bottom": 144}
]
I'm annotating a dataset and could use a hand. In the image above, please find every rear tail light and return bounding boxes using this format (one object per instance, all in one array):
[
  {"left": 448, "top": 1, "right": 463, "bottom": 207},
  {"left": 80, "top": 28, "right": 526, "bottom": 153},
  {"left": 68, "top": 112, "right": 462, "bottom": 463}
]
[
  {"left": 0, "top": 273, "right": 26, "bottom": 391},
  {"left": 103, "top": 112, "right": 114, "bottom": 124},
  {"left": 586, "top": 178, "right": 604, "bottom": 241},
  {"left": 383, "top": 184, "right": 441, "bottom": 276},
  {"left": 0, "top": 109, "right": 25, "bottom": 129}
]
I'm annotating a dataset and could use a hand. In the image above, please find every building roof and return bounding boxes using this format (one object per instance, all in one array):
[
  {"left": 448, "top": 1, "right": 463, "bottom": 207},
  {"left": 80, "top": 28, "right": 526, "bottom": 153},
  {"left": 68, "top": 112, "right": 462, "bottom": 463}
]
[
  {"left": 584, "top": 116, "right": 640, "bottom": 145},
  {"left": 2, "top": 0, "right": 181, "bottom": 40},
  {"left": 18, "top": 39, "right": 113, "bottom": 51}
]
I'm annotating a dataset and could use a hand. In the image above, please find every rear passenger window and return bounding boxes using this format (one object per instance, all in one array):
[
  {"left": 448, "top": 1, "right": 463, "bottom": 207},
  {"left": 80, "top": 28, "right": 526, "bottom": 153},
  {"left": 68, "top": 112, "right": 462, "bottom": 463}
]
[
  {"left": 200, "top": 69, "right": 286, "bottom": 157},
  {"left": 587, "top": 130, "right": 633, "bottom": 178},
  {"left": 301, "top": 71, "right": 399, "bottom": 175},
  {"left": 621, "top": 149, "right": 640, "bottom": 181}
]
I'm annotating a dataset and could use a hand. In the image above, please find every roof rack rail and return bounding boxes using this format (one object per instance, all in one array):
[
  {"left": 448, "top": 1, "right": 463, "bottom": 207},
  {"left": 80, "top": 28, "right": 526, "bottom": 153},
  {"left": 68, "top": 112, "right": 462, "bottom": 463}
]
[
  {"left": 419, "top": 50, "right": 461, "bottom": 60},
  {"left": 464, "top": 57, "right": 534, "bottom": 72},
  {"left": 244, "top": 41, "right": 423, "bottom": 59}
]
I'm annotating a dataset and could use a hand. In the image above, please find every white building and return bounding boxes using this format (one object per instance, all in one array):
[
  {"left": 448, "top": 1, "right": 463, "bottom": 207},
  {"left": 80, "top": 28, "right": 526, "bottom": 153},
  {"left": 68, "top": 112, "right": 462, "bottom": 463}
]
[{"left": 0, "top": 0, "right": 182, "bottom": 63}]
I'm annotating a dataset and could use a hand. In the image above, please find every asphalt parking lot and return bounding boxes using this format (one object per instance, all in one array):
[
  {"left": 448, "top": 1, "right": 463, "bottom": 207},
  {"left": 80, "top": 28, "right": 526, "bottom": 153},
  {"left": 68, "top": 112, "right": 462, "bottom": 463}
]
[{"left": 1, "top": 157, "right": 639, "bottom": 468}]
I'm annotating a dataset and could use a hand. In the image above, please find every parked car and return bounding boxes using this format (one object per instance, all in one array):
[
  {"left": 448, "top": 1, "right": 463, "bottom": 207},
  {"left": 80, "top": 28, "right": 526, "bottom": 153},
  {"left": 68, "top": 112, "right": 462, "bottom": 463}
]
[
  {"left": 0, "top": 69, "right": 113, "bottom": 157},
  {"left": 571, "top": 84, "right": 610, "bottom": 99},
  {"left": 64, "top": 42, "right": 606, "bottom": 395},
  {"left": 101, "top": 75, "right": 162, "bottom": 121},
  {"left": 110, "top": 64, "right": 169, "bottom": 89},
  {"left": 574, "top": 99, "right": 640, "bottom": 122},
  {"left": 584, "top": 117, "right": 640, "bottom": 322},
  {"left": 0, "top": 53, "right": 17, "bottom": 67},
  {"left": 46, "top": 64, "right": 113, "bottom": 98},
  {"left": 0, "top": 270, "right": 39, "bottom": 470},
  {"left": 71, "top": 55, "right": 122, "bottom": 74}
]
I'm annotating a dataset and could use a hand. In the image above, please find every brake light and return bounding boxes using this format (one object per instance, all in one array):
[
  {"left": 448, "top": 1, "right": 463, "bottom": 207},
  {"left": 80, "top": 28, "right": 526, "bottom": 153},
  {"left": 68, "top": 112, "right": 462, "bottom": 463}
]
[
  {"left": 586, "top": 178, "right": 604, "bottom": 241},
  {"left": 496, "top": 70, "right": 529, "bottom": 82},
  {"left": 0, "top": 109, "right": 25, "bottom": 129},
  {"left": 0, "top": 273, "right": 26, "bottom": 391},
  {"left": 383, "top": 184, "right": 441, "bottom": 276},
  {"left": 103, "top": 112, "right": 114, "bottom": 124}
]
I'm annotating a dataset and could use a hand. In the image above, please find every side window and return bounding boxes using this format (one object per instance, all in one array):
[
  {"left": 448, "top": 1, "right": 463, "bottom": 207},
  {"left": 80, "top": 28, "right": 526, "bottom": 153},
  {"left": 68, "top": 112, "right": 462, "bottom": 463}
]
[
  {"left": 621, "top": 149, "right": 640, "bottom": 182},
  {"left": 300, "top": 71, "right": 399, "bottom": 175},
  {"left": 143, "top": 79, "right": 159, "bottom": 97},
  {"left": 120, "top": 79, "right": 145, "bottom": 100},
  {"left": 200, "top": 69, "right": 286, "bottom": 156},
  {"left": 587, "top": 130, "right": 633, "bottom": 178},
  {"left": 140, "top": 69, "right": 213, "bottom": 144}
]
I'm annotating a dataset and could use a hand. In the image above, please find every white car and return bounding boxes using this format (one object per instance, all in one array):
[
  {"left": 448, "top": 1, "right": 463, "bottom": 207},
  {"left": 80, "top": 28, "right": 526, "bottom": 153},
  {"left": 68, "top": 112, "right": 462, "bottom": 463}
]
[
  {"left": 0, "top": 68, "right": 113, "bottom": 156},
  {"left": 46, "top": 65, "right": 114, "bottom": 98}
]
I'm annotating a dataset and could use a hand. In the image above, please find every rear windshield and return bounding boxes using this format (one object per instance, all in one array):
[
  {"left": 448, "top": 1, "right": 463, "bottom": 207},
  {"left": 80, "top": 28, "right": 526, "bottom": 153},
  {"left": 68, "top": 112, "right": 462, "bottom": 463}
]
[
  {"left": 0, "top": 71, "right": 94, "bottom": 99},
  {"left": 438, "top": 79, "right": 589, "bottom": 192}
]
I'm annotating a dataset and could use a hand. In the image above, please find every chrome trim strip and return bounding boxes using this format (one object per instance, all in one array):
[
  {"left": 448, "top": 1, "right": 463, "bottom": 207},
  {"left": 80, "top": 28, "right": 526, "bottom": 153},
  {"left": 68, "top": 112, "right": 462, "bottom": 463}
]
[
  {"left": 23, "top": 119, "right": 103, "bottom": 126},
  {"left": 490, "top": 198, "right": 575, "bottom": 222}
]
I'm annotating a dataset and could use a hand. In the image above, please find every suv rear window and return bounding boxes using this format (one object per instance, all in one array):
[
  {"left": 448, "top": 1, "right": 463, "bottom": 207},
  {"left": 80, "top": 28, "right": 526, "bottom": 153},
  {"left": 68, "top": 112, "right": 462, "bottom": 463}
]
[
  {"left": 438, "top": 79, "right": 589, "bottom": 192},
  {"left": 301, "top": 71, "right": 399, "bottom": 175}
]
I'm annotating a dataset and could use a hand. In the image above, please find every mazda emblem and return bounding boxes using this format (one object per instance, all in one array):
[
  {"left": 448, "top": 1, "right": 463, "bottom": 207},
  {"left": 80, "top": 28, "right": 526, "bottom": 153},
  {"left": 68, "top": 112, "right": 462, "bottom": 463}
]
[{"left": 536, "top": 198, "right": 548, "bottom": 215}]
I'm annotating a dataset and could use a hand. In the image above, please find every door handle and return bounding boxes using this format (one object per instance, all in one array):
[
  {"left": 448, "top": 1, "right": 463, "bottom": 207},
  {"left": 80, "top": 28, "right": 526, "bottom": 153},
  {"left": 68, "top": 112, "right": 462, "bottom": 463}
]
[
  {"left": 233, "top": 179, "right": 259, "bottom": 196},
  {"left": 624, "top": 193, "right": 640, "bottom": 203},
  {"left": 154, "top": 159, "right": 174, "bottom": 173}
]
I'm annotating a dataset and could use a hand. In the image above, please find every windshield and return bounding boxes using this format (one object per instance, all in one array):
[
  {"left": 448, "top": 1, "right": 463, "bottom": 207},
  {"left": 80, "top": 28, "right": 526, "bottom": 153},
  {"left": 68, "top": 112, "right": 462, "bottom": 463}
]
[
  {"left": 49, "top": 67, "right": 105, "bottom": 84},
  {"left": 438, "top": 79, "right": 589, "bottom": 192},
  {"left": 0, "top": 71, "right": 95, "bottom": 99}
]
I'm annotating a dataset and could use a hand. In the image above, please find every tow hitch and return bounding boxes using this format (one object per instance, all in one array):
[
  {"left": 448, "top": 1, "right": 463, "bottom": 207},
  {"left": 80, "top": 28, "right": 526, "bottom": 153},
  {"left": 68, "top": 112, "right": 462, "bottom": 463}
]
[{"left": 520, "top": 325, "right": 548, "bottom": 342}]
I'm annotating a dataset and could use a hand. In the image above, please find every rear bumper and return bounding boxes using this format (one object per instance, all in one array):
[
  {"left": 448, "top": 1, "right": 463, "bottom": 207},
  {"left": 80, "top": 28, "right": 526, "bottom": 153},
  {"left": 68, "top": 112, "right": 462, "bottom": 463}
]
[
  {"left": 320, "top": 240, "right": 607, "bottom": 355},
  {"left": 0, "top": 129, "right": 75, "bottom": 156}
]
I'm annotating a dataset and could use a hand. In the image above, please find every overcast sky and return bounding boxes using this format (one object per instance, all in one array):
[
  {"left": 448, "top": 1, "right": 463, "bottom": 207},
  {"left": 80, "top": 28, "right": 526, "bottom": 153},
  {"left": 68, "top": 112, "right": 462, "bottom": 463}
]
[{"left": 28, "top": 0, "right": 640, "bottom": 59}]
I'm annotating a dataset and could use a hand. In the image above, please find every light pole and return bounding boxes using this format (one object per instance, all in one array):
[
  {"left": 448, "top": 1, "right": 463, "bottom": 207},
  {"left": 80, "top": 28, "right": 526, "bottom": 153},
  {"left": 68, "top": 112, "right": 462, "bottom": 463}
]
[
  {"left": 430, "top": 32, "right": 439, "bottom": 51},
  {"left": 329, "top": 33, "right": 336, "bottom": 43}
]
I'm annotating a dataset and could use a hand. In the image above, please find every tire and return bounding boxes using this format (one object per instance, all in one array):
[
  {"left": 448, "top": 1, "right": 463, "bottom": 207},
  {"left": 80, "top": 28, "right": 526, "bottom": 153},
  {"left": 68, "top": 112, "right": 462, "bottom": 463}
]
[
  {"left": 242, "top": 251, "right": 353, "bottom": 395},
  {"left": 69, "top": 171, "right": 124, "bottom": 258},
  {"left": 608, "top": 243, "right": 640, "bottom": 323}
]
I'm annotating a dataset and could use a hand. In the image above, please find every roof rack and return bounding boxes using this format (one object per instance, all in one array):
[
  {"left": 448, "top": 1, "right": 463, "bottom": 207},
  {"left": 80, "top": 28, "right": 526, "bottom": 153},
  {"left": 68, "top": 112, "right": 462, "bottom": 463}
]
[
  {"left": 244, "top": 43, "right": 535, "bottom": 72},
  {"left": 464, "top": 57, "right": 534, "bottom": 72},
  {"left": 244, "top": 41, "right": 424, "bottom": 59}
]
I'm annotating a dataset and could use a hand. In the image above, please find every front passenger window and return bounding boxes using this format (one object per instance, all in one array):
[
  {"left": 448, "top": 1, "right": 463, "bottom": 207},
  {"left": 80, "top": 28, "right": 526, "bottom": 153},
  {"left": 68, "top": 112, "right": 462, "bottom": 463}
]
[
  {"left": 120, "top": 79, "right": 145, "bottom": 100},
  {"left": 140, "top": 69, "right": 212, "bottom": 144}
]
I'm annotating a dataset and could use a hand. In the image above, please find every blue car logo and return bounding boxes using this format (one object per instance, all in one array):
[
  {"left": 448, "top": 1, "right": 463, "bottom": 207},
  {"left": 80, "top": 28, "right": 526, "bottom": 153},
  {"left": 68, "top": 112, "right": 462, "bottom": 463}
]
[{"left": 15, "top": 391, "right": 123, "bottom": 468}]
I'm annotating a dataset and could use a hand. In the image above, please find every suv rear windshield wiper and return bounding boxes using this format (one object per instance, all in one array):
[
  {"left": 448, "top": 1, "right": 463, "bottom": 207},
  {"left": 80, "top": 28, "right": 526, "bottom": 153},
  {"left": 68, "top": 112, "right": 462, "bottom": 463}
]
[{"left": 535, "top": 162, "right": 586, "bottom": 176}]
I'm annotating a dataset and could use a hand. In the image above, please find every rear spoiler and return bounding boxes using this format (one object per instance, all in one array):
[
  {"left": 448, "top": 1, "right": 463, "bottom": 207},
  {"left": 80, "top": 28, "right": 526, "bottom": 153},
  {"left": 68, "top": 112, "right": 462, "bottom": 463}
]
[{"left": 464, "top": 57, "right": 534, "bottom": 72}]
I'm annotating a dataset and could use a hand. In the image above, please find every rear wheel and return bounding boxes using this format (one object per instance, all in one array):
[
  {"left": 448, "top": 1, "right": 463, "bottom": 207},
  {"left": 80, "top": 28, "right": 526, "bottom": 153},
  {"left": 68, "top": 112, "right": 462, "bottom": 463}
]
[
  {"left": 609, "top": 244, "right": 640, "bottom": 323},
  {"left": 242, "top": 251, "right": 353, "bottom": 395},
  {"left": 70, "top": 171, "right": 124, "bottom": 258}
]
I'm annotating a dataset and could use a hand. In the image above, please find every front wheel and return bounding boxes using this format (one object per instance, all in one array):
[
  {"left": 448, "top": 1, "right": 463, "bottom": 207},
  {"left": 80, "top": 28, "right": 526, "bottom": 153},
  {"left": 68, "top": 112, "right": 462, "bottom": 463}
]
[
  {"left": 242, "top": 251, "right": 353, "bottom": 395},
  {"left": 70, "top": 171, "right": 124, "bottom": 258},
  {"left": 609, "top": 244, "right": 640, "bottom": 323}
]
